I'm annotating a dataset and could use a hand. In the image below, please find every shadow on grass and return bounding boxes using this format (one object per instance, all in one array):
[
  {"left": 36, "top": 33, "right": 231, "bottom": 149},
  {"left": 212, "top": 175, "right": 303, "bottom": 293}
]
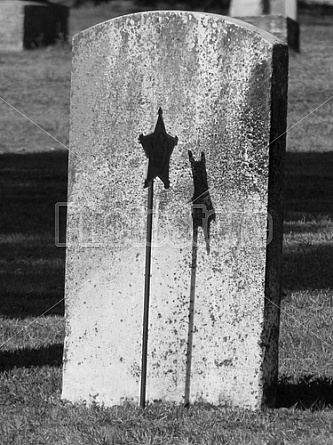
[
  {"left": 0, "top": 344, "right": 63, "bottom": 371},
  {"left": 283, "top": 244, "right": 333, "bottom": 291},
  {"left": 0, "top": 151, "right": 68, "bottom": 318},
  {"left": 276, "top": 374, "right": 333, "bottom": 410},
  {"left": 0, "top": 289, "right": 64, "bottom": 318},
  {"left": 2, "top": 150, "right": 333, "bottom": 314},
  {"left": 283, "top": 151, "right": 333, "bottom": 292},
  {"left": 284, "top": 152, "right": 333, "bottom": 217}
]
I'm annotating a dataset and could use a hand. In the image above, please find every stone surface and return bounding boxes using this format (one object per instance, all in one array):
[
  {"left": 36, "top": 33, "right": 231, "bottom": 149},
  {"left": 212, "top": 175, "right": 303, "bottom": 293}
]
[
  {"left": 0, "top": 0, "right": 69, "bottom": 51},
  {"left": 62, "top": 11, "right": 288, "bottom": 410}
]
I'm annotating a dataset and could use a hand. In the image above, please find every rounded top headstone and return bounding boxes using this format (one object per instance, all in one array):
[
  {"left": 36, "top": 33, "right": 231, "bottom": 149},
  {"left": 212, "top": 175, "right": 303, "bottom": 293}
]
[
  {"left": 73, "top": 10, "right": 286, "bottom": 48},
  {"left": 64, "top": 9, "right": 288, "bottom": 409}
]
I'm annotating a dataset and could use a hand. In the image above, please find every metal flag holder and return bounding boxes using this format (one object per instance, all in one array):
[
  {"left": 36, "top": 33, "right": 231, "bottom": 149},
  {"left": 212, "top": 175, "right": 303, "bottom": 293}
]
[
  {"left": 138, "top": 111, "right": 215, "bottom": 408},
  {"left": 139, "top": 108, "right": 178, "bottom": 408}
]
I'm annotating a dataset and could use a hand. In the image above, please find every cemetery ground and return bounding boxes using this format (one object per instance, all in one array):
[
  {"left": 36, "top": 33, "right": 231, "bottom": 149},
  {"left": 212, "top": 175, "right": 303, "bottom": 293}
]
[{"left": 0, "top": 5, "right": 333, "bottom": 445}]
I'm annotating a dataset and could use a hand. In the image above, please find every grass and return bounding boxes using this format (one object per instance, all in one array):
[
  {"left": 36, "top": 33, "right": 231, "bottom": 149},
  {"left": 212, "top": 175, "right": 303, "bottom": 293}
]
[{"left": 0, "top": 5, "right": 333, "bottom": 444}]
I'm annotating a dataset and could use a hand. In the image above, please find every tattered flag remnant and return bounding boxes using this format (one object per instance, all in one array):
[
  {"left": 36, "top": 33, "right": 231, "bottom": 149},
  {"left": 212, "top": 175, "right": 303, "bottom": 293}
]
[{"left": 188, "top": 150, "right": 216, "bottom": 253}]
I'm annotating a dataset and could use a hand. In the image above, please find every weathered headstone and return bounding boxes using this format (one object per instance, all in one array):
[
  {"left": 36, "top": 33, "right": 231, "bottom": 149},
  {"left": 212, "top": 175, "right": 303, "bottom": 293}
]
[
  {"left": 0, "top": 0, "right": 69, "bottom": 51},
  {"left": 230, "top": 0, "right": 299, "bottom": 51},
  {"left": 61, "top": 11, "right": 288, "bottom": 410}
]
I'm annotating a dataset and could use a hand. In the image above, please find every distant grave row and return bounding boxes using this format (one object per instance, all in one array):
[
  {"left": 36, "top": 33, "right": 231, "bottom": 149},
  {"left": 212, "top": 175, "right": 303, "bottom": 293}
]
[{"left": 0, "top": 0, "right": 299, "bottom": 51}]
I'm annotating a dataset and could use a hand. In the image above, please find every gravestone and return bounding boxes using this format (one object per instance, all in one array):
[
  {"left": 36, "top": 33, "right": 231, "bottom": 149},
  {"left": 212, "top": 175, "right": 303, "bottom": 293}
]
[
  {"left": 230, "top": 0, "right": 268, "bottom": 16},
  {"left": 230, "top": 0, "right": 298, "bottom": 18},
  {"left": 0, "top": 0, "right": 69, "bottom": 51},
  {"left": 271, "top": 0, "right": 298, "bottom": 21},
  {"left": 230, "top": 0, "right": 299, "bottom": 52},
  {"left": 61, "top": 11, "right": 288, "bottom": 410}
]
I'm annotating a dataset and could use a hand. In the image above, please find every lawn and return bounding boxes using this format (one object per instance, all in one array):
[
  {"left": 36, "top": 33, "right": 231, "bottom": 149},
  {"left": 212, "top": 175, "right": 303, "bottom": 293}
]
[{"left": 0, "top": 4, "right": 333, "bottom": 444}]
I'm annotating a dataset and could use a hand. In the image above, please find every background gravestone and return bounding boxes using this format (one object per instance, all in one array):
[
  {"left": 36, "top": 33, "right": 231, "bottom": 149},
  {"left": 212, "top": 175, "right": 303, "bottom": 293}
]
[
  {"left": 230, "top": 0, "right": 268, "bottom": 16},
  {"left": 61, "top": 11, "right": 288, "bottom": 410},
  {"left": 0, "top": 0, "right": 69, "bottom": 51},
  {"left": 229, "top": 0, "right": 300, "bottom": 52},
  {"left": 271, "top": 0, "right": 298, "bottom": 21}
]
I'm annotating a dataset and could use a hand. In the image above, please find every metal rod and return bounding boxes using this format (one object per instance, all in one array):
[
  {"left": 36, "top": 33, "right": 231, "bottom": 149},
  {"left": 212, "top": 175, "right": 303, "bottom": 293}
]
[
  {"left": 140, "top": 179, "right": 154, "bottom": 408},
  {"left": 184, "top": 223, "right": 198, "bottom": 406}
]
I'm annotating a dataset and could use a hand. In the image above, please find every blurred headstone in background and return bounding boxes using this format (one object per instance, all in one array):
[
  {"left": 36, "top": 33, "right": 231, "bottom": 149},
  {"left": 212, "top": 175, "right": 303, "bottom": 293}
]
[
  {"left": 271, "top": 0, "right": 298, "bottom": 21},
  {"left": 0, "top": 0, "right": 70, "bottom": 51},
  {"left": 229, "top": 0, "right": 300, "bottom": 51},
  {"left": 230, "top": 0, "right": 267, "bottom": 16}
]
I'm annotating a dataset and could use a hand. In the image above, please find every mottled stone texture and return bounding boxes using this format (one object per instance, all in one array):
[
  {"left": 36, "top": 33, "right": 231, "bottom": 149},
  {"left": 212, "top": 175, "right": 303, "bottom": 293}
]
[
  {"left": 0, "top": 0, "right": 69, "bottom": 51},
  {"left": 62, "top": 11, "right": 288, "bottom": 410}
]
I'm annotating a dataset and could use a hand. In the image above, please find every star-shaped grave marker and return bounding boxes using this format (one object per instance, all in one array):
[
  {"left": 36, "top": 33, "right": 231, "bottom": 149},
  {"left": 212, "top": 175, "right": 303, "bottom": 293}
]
[{"left": 139, "top": 107, "right": 178, "bottom": 188}]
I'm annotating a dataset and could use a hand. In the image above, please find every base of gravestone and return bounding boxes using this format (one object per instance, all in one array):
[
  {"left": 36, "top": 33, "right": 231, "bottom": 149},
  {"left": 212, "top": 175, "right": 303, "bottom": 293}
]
[
  {"left": 236, "top": 15, "right": 300, "bottom": 52},
  {"left": 0, "top": 1, "right": 69, "bottom": 51}
]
